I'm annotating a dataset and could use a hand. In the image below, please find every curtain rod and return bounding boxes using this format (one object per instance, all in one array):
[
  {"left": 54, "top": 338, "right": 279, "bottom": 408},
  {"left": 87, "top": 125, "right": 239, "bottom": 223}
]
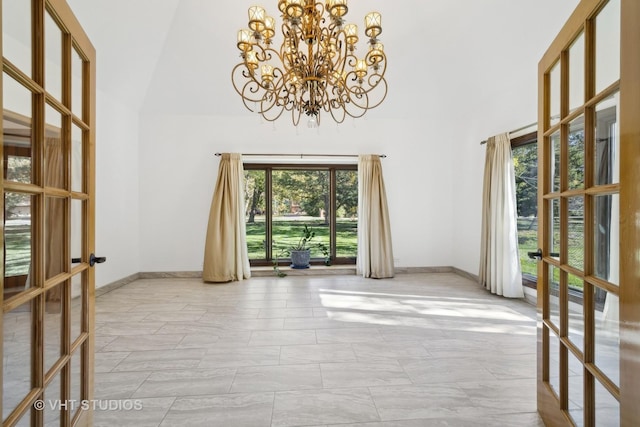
[
  {"left": 214, "top": 153, "right": 386, "bottom": 158},
  {"left": 480, "top": 121, "right": 537, "bottom": 145}
]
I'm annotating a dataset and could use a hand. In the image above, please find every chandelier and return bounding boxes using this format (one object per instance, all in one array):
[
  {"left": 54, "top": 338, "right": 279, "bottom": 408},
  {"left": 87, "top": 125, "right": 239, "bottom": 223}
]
[{"left": 232, "top": 0, "right": 388, "bottom": 127}]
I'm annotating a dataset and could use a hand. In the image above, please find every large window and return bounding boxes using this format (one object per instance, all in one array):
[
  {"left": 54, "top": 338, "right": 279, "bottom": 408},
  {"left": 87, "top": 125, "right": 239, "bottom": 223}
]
[
  {"left": 513, "top": 101, "right": 618, "bottom": 299},
  {"left": 512, "top": 132, "right": 539, "bottom": 286},
  {"left": 244, "top": 164, "right": 358, "bottom": 265}
]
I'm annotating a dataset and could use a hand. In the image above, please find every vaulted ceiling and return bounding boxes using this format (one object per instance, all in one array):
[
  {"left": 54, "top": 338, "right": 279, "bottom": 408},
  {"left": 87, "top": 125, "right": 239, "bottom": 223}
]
[{"left": 67, "top": 0, "right": 580, "bottom": 120}]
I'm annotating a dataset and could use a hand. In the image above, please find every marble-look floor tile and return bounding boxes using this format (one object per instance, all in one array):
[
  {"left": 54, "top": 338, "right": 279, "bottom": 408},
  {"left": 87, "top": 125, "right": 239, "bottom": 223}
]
[
  {"left": 143, "top": 311, "right": 206, "bottom": 322},
  {"left": 320, "top": 362, "right": 412, "bottom": 388},
  {"left": 279, "top": 344, "right": 357, "bottom": 365},
  {"left": 369, "top": 384, "right": 476, "bottom": 421},
  {"left": 112, "top": 349, "right": 206, "bottom": 372},
  {"left": 316, "top": 328, "right": 384, "bottom": 344},
  {"left": 96, "top": 321, "right": 166, "bottom": 336},
  {"left": 133, "top": 368, "right": 236, "bottom": 398},
  {"left": 160, "top": 392, "right": 274, "bottom": 427},
  {"left": 199, "top": 346, "right": 281, "bottom": 368},
  {"left": 399, "top": 357, "right": 497, "bottom": 384},
  {"left": 479, "top": 353, "right": 537, "bottom": 380},
  {"left": 82, "top": 273, "right": 545, "bottom": 426},
  {"left": 352, "top": 342, "right": 429, "bottom": 362},
  {"left": 258, "top": 308, "right": 315, "bottom": 319},
  {"left": 458, "top": 378, "right": 537, "bottom": 414},
  {"left": 249, "top": 330, "right": 317, "bottom": 346},
  {"left": 272, "top": 388, "right": 380, "bottom": 427},
  {"left": 327, "top": 412, "right": 544, "bottom": 427},
  {"left": 93, "top": 371, "right": 151, "bottom": 399},
  {"left": 93, "top": 397, "right": 175, "bottom": 427},
  {"left": 230, "top": 364, "right": 322, "bottom": 392},
  {"left": 101, "top": 334, "right": 185, "bottom": 352},
  {"left": 95, "top": 351, "right": 130, "bottom": 373}
]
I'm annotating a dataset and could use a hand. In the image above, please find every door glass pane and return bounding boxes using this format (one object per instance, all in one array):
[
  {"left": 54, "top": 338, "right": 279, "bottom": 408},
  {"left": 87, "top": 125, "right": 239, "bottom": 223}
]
[
  {"left": 595, "top": 93, "right": 620, "bottom": 186},
  {"left": 4, "top": 193, "right": 34, "bottom": 294},
  {"left": 594, "top": 194, "right": 619, "bottom": 286},
  {"left": 45, "top": 11, "right": 63, "bottom": 101},
  {"left": 72, "top": 48, "right": 84, "bottom": 118},
  {"left": 71, "top": 350, "right": 82, "bottom": 420},
  {"left": 549, "top": 266, "right": 560, "bottom": 329},
  {"left": 2, "top": 0, "right": 31, "bottom": 75},
  {"left": 568, "top": 116, "right": 585, "bottom": 190},
  {"left": 45, "top": 104, "right": 65, "bottom": 189},
  {"left": 595, "top": 378, "right": 619, "bottom": 427},
  {"left": 336, "top": 169, "right": 357, "bottom": 259},
  {"left": 513, "top": 143, "right": 538, "bottom": 279},
  {"left": 46, "top": 196, "right": 66, "bottom": 279},
  {"left": 595, "top": 287, "right": 619, "bottom": 386},
  {"left": 568, "top": 351, "right": 585, "bottom": 427},
  {"left": 569, "top": 32, "right": 585, "bottom": 112},
  {"left": 244, "top": 169, "right": 266, "bottom": 260},
  {"left": 550, "top": 132, "right": 561, "bottom": 193},
  {"left": 272, "top": 169, "right": 329, "bottom": 259},
  {"left": 550, "top": 61, "right": 561, "bottom": 124},
  {"left": 595, "top": 0, "right": 620, "bottom": 94},
  {"left": 568, "top": 276, "right": 584, "bottom": 352},
  {"left": 3, "top": 74, "right": 33, "bottom": 184},
  {"left": 548, "top": 329, "right": 560, "bottom": 398},
  {"left": 551, "top": 199, "right": 560, "bottom": 260},
  {"left": 3, "top": 300, "right": 33, "bottom": 421},
  {"left": 71, "top": 125, "right": 83, "bottom": 192},
  {"left": 71, "top": 273, "right": 83, "bottom": 343},
  {"left": 45, "top": 283, "right": 64, "bottom": 374},
  {"left": 568, "top": 196, "right": 584, "bottom": 271},
  {"left": 71, "top": 199, "right": 83, "bottom": 263},
  {"left": 43, "top": 370, "right": 62, "bottom": 426}
]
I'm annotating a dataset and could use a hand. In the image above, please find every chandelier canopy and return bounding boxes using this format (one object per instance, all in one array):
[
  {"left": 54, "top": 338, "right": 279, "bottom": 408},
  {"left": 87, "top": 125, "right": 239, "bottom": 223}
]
[{"left": 232, "top": 0, "right": 388, "bottom": 127}]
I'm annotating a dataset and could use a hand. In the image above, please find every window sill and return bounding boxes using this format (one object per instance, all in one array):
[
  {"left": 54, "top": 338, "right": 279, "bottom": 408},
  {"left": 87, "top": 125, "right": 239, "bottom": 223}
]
[{"left": 251, "top": 265, "right": 357, "bottom": 277}]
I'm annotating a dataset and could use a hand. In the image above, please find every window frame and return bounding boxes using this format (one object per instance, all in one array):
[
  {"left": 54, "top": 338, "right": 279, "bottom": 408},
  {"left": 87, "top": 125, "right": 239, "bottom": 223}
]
[{"left": 244, "top": 162, "right": 358, "bottom": 267}]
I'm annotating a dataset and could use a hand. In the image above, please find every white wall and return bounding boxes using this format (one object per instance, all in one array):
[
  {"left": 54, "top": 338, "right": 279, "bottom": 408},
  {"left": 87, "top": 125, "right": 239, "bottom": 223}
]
[
  {"left": 450, "top": 1, "right": 581, "bottom": 276},
  {"left": 138, "top": 114, "right": 455, "bottom": 271},
  {"left": 66, "top": 0, "right": 584, "bottom": 280},
  {"left": 94, "top": 91, "right": 141, "bottom": 287}
]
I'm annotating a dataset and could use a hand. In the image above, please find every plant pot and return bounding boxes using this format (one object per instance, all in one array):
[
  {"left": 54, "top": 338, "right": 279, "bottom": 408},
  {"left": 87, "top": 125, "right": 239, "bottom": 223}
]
[{"left": 290, "top": 249, "right": 311, "bottom": 269}]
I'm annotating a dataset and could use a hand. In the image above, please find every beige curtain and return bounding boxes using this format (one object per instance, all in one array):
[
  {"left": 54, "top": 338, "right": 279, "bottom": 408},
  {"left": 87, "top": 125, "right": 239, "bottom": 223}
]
[
  {"left": 45, "top": 137, "right": 64, "bottom": 311},
  {"left": 479, "top": 133, "right": 524, "bottom": 298},
  {"left": 203, "top": 153, "right": 251, "bottom": 282},
  {"left": 357, "top": 154, "right": 394, "bottom": 278}
]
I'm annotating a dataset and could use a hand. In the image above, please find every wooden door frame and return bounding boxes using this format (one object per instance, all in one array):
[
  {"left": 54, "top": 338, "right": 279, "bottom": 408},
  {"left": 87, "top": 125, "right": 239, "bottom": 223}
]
[
  {"left": 618, "top": 0, "right": 640, "bottom": 424},
  {"left": 1, "top": 0, "right": 96, "bottom": 425},
  {"left": 537, "top": 0, "right": 640, "bottom": 425}
]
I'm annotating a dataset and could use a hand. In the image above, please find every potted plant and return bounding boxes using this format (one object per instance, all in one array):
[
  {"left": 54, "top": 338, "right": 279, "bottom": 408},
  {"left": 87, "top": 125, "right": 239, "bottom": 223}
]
[{"left": 290, "top": 224, "right": 315, "bottom": 269}]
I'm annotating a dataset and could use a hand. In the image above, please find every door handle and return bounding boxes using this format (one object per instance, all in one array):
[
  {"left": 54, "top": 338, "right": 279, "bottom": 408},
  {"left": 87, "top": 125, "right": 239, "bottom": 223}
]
[
  {"left": 528, "top": 249, "right": 543, "bottom": 260},
  {"left": 89, "top": 253, "right": 106, "bottom": 267}
]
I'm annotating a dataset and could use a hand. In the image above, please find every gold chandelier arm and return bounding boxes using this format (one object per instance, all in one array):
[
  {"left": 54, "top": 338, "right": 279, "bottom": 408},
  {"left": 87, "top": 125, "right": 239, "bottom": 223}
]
[{"left": 232, "top": 1, "right": 388, "bottom": 126}]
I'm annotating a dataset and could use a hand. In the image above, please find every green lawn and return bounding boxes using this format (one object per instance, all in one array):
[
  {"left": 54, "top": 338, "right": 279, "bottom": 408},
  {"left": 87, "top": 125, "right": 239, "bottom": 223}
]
[
  {"left": 5, "top": 222, "right": 31, "bottom": 276},
  {"left": 517, "top": 217, "right": 584, "bottom": 290},
  {"left": 246, "top": 218, "right": 357, "bottom": 260}
]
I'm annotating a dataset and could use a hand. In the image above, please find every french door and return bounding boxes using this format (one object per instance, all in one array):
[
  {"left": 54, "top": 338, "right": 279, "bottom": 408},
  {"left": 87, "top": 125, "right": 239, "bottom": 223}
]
[
  {"left": 536, "top": 0, "right": 640, "bottom": 425},
  {"left": 1, "top": 0, "right": 96, "bottom": 426}
]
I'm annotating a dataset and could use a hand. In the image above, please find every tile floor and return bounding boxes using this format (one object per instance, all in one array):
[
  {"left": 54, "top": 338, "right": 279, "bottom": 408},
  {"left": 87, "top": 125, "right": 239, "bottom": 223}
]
[{"left": 92, "top": 272, "right": 543, "bottom": 427}]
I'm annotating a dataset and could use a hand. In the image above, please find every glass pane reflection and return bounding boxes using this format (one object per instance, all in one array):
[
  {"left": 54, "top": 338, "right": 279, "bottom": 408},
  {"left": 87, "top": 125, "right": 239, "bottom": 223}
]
[
  {"left": 595, "top": 93, "right": 619, "bottom": 186},
  {"left": 3, "top": 300, "right": 33, "bottom": 421},
  {"left": 595, "top": 287, "right": 619, "bottom": 386},
  {"left": 594, "top": 194, "right": 619, "bottom": 286},
  {"left": 550, "top": 61, "right": 561, "bottom": 125},
  {"left": 550, "top": 132, "right": 561, "bottom": 193},
  {"left": 3, "top": 73, "right": 33, "bottom": 184}
]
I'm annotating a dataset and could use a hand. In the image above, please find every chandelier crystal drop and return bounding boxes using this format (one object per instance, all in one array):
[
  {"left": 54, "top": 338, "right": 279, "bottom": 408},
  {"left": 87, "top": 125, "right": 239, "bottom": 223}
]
[{"left": 232, "top": 0, "right": 388, "bottom": 127}]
